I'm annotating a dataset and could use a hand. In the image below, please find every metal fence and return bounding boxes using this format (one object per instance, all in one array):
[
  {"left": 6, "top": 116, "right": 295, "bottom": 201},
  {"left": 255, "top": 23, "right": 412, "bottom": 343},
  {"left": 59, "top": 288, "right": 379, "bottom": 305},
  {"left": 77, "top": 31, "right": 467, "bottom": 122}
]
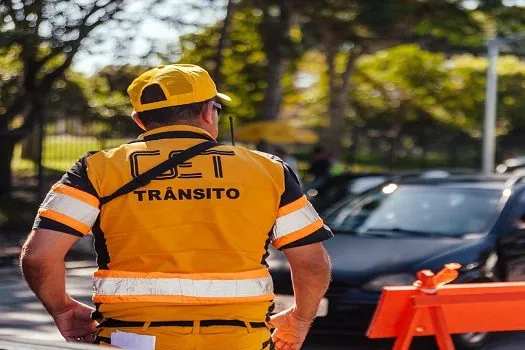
[{"left": 11, "top": 116, "right": 136, "bottom": 205}]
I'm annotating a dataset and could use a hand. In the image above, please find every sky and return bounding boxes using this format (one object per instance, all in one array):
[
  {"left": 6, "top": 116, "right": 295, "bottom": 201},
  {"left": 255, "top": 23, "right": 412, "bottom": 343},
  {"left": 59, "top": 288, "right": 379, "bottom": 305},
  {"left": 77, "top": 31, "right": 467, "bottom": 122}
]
[
  {"left": 71, "top": 0, "right": 223, "bottom": 75},
  {"left": 72, "top": 19, "right": 177, "bottom": 74}
]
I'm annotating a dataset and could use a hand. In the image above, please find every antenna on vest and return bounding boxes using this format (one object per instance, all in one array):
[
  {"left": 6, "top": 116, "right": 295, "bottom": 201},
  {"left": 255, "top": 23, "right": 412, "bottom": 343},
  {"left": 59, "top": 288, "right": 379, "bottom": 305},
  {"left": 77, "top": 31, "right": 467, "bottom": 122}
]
[{"left": 229, "top": 116, "right": 236, "bottom": 146}]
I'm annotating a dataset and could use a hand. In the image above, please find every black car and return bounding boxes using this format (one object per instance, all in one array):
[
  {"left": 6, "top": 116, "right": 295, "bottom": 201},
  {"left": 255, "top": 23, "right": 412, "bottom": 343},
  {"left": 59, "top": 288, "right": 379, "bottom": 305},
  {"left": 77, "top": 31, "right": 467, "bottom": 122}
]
[
  {"left": 305, "top": 169, "right": 475, "bottom": 215},
  {"left": 269, "top": 174, "right": 525, "bottom": 349}
]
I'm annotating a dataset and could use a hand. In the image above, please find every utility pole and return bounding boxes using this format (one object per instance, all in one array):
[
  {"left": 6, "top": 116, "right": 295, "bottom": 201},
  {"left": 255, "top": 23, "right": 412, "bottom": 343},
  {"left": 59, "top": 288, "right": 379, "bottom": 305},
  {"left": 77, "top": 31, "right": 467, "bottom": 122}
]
[
  {"left": 482, "top": 39, "right": 498, "bottom": 175},
  {"left": 482, "top": 34, "right": 525, "bottom": 175}
]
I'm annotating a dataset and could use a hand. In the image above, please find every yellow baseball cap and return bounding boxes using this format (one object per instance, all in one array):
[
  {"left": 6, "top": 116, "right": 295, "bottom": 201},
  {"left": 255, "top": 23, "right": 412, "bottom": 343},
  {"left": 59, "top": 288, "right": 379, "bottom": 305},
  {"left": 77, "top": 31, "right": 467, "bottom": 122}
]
[{"left": 127, "top": 64, "right": 231, "bottom": 112}]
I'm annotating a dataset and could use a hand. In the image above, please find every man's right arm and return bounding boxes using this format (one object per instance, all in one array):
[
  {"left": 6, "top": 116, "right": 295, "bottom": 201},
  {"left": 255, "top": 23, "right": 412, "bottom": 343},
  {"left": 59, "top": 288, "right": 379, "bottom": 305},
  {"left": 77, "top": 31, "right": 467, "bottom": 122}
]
[
  {"left": 270, "top": 242, "right": 331, "bottom": 350},
  {"left": 270, "top": 161, "right": 333, "bottom": 317},
  {"left": 268, "top": 160, "right": 333, "bottom": 349},
  {"left": 283, "top": 242, "right": 331, "bottom": 320}
]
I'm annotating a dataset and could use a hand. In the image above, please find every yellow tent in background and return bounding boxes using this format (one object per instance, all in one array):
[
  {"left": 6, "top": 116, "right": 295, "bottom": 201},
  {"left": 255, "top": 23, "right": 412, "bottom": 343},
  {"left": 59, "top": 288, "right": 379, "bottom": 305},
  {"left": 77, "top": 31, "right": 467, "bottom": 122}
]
[{"left": 234, "top": 121, "right": 319, "bottom": 145}]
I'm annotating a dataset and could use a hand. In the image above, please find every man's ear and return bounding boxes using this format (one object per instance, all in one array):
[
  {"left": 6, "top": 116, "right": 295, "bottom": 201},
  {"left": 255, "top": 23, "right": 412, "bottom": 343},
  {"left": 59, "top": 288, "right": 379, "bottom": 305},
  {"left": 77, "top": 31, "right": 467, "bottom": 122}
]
[
  {"left": 131, "top": 111, "right": 146, "bottom": 131},
  {"left": 202, "top": 101, "right": 214, "bottom": 125}
]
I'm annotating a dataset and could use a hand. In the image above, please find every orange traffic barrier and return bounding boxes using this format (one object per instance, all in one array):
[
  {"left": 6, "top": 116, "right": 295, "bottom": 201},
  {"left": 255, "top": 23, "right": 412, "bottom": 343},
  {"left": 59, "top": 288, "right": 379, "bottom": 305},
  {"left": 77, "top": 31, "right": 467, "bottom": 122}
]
[{"left": 367, "top": 263, "right": 525, "bottom": 349}]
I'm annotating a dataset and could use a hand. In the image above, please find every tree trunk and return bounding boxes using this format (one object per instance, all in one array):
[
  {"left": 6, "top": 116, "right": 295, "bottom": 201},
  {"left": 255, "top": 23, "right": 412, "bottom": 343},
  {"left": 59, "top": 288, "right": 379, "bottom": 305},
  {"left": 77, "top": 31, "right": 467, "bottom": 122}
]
[
  {"left": 323, "top": 40, "right": 363, "bottom": 156},
  {"left": 260, "top": 54, "right": 288, "bottom": 120},
  {"left": 326, "top": 86, "right": 346, "bottom": 155},
  {"left": 0, "top": 135, "right": 18, "bottom": 196},
  {"left": 20, "top": 123, "right": 40, "bottom": 161},
  {"left": 212, "top": 0, "right": 235, "bottom": 89},
  {"left": 0, "top": 97, "right": 41, "bottom": 196},
  {"left": 257, "top": 0, "right": 294, "bottom": 121}
]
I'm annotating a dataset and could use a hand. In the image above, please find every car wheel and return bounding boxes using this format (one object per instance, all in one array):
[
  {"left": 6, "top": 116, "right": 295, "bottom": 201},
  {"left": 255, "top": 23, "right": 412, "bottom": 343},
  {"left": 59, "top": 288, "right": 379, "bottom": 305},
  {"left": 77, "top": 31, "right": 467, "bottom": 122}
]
[{"left": 453, "top": 332, "right": 489, "bottom": 349}]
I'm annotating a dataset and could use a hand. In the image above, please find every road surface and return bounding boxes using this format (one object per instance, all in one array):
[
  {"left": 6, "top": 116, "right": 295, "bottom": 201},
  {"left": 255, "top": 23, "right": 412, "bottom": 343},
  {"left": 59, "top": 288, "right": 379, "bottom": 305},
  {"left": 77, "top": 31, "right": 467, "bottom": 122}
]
[{"left": 1, "top": 262, "right": 524, "bottom": 349}]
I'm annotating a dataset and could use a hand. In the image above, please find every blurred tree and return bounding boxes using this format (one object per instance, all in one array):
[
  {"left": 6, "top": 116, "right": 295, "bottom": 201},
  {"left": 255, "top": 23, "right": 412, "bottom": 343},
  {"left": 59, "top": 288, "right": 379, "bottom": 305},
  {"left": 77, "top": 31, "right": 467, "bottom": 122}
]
[
  {"left": 0, "top": 0, "right": 215, "bottom": 195},
  {"left": 175, "top": 3, "right": 270, "bottom": 122},
  {"left": 297, "top": 0, "right": 525, "bottom": 155},
  {"left": 172, "top": 0, "right": 302, "bottom": 123},
  {"left": 212, "top": 0, "right": 235, "bottom": 89},
  {"left": 297, "top": 0, "right": 490, "bottom": 155},
  {"left": 291, "top": 42, "right": 525, "bottom": 167},
  {"left": 85, "top": 65, "right": 145, "bottom": 138},
  {"left": 350, "top": 45, "right": 525, "bottom": 167},
  {"left": 0, "top": 0, "right": 128, "bottom": 195},
  {"left": 97, "top": 65, "right": 148, "bottom": 95},
  {"left": 252, "top": 0, "right": 299, "bottom": 120},
  {"left": 44, "top": 65, "right": 145, "bottom": 139}
]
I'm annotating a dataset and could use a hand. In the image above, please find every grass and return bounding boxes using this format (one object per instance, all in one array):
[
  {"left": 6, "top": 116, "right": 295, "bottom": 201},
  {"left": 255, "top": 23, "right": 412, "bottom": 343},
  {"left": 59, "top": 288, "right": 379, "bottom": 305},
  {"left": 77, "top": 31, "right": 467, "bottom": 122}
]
[{"left": 12, "top": 135, "right": 131, "bottom": 173}]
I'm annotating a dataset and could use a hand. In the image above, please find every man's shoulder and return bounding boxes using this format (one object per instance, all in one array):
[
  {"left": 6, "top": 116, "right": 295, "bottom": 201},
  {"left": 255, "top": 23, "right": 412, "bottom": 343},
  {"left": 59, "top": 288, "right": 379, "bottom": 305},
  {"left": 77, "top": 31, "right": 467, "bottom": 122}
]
[
  {"left": 85, "top": 142, "right": 136, "bottom": 162},
  {"left": 72, "top": 150, "right": 101, "bottom": 170},
  {"left": 243, "top": 149, "right": 283, "bottom": 164},
  {"left": 221, "top": 146, "right": 285, "bottom": 174}
]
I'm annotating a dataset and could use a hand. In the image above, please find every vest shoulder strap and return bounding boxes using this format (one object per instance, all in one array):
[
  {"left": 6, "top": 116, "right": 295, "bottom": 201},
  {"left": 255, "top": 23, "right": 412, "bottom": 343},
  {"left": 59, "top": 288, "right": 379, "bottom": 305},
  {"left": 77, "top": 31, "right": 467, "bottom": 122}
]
[{"left": 100, "top": 140, "right": 218, "bottom": 205}]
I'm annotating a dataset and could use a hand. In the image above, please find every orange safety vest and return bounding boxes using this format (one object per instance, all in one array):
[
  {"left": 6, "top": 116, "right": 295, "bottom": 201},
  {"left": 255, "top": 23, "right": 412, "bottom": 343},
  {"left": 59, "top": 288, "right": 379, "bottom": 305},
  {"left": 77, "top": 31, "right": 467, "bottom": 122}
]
[
  {"left": 84, "top": 125, "right": 316, "bottom": 321},
  {"left": 36, "top": 125, "right": 327, "bottom": 321}
]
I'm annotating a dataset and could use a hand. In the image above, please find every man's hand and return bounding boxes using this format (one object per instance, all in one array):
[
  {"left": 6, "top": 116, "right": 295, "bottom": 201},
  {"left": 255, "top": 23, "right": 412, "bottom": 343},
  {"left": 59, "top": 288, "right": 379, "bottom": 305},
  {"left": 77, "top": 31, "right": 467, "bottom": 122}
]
[
  {"left": 53, "top": 299, "right": 99, "bottom": 343},
  {"left": 269, "top": 307, "right": 313, "bottom": 350}
]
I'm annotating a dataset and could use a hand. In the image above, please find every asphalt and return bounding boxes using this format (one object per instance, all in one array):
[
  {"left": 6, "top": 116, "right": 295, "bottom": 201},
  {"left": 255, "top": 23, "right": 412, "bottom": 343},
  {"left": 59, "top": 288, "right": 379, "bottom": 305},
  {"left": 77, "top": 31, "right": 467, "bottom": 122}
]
[
  {"left": 2, "top": 233, "right": 525, "bottom": 350},
  {"left": 2, "top": 259, "right": 525, "bottom": 349}
]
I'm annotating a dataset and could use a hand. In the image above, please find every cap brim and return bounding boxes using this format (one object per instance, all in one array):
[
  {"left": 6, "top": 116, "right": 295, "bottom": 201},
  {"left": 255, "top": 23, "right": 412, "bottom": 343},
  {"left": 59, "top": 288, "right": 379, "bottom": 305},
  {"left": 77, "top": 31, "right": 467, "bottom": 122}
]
[{"left": 217, "top": 92, "right": 232, "bottom": 102}]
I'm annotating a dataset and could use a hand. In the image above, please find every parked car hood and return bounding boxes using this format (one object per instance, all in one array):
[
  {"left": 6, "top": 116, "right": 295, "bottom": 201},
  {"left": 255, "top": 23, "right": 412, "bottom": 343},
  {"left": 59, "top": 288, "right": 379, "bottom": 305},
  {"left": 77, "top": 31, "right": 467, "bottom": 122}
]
[{"left": 268, "top": 233, "right": 487, "bottom": 286}]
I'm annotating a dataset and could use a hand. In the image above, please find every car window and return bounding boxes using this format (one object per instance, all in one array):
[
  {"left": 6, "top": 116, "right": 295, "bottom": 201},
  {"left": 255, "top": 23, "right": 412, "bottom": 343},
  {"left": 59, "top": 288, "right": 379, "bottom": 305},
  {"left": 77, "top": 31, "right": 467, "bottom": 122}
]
[{"left": 328, "top": 185, "right": 502, "bottom": 237}]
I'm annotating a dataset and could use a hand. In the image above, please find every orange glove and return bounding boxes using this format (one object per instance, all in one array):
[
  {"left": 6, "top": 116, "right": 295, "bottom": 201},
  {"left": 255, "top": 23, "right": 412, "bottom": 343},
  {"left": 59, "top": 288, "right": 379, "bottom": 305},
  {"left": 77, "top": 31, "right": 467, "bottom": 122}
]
[{"left": 269, "top": 308, "right": 313, "bottom": 350}]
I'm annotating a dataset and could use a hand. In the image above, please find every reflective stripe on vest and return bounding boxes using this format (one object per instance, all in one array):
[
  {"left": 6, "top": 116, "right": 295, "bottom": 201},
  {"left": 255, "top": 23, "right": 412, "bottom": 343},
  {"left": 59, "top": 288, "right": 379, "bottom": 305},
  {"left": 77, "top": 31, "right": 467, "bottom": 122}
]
[
  {"left": 272, "top": 195, "right": 324, "bottom": 248},
  {"left": 92, "top": 268, "right": 274, "bottom": 304},
  {"left": 38, "top": 184, "right": 100, "bottom": 235}
]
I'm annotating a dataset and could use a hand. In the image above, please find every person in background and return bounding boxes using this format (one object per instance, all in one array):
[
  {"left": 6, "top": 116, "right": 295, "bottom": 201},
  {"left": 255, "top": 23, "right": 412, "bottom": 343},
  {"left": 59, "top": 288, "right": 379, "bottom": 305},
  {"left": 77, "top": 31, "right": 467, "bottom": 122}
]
[{"left": 307, "top": 146, "right": 332, "bottom": 184}]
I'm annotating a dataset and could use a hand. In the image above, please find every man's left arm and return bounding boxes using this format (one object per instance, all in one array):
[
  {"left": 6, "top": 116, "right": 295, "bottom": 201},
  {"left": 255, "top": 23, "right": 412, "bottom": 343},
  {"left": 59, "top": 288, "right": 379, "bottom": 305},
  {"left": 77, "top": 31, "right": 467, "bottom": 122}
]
[{"left": 21, "top": 153, "right": 100, "bottom": 342}]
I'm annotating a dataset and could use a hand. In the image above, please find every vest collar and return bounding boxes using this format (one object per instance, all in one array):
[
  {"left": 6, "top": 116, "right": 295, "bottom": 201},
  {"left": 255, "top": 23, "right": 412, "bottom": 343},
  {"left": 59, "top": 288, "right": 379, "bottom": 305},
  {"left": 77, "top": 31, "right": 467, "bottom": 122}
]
[{"left": 137, "top": 125, "right": 215, "bottom": 142}]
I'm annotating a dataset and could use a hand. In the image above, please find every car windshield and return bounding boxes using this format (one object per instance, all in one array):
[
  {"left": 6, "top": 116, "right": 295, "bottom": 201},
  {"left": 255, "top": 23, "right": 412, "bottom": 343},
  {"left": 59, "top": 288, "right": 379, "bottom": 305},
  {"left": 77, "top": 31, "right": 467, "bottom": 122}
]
[{"left": 326, "top": 185, "right": 502, "bottom": 237}]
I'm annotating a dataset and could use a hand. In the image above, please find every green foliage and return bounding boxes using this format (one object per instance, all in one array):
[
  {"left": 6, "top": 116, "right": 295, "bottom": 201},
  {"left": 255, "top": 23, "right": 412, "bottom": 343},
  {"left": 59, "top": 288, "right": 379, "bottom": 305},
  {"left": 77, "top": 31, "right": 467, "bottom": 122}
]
[
  {"left": 173, "top": 5, "right": 268, "bottom": 122},
  {"left": 6, "top": 0, "right": 525, "bottom": 181},
  {"left": 45, "top": 66, "right": 143, "bottom": 137},
  {"left": 351, "top": 44, "right": 525, "bottom": 145},
  {"left": 290, "top": 43, "right": 525, "bottom": 162},
  {"left": 0, "top": 45, "right": 23, "bottom": 121}
]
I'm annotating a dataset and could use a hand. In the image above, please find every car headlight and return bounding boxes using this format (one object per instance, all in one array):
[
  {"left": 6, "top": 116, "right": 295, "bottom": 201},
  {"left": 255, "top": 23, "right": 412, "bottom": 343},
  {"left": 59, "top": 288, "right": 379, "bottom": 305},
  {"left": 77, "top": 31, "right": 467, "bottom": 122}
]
[{"left": 361, "top": 273, "right": 415, "bottom": 292}]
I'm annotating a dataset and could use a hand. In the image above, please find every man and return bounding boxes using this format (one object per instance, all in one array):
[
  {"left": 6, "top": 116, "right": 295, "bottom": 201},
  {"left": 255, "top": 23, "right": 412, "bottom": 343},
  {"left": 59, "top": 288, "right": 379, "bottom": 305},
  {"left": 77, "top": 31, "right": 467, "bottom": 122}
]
[{"left": 21, "top": 64, "right": 332, "bottom": 350}]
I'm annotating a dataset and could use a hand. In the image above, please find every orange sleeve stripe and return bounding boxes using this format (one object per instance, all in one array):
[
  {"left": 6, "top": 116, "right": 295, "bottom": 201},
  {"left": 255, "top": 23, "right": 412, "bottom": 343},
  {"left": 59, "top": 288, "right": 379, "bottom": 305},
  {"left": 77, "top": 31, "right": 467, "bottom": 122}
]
[
  {"left": 38, "top": 208, "right": 91, "bottom": 235},
  {"left": 94, "top": 268, "right": 271, "bottom": 280},
  {"left": 272, "top": 219, "right": 324, "bottom": 249},
  {"left": 93, "top": 293, "right": 275, "bottom": 305},
  {"left": 278, "top": 195, "right": 308, "bottom": 217},
  {"left": 52, "top": 183, "right": 99, "bottom": 208}
]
